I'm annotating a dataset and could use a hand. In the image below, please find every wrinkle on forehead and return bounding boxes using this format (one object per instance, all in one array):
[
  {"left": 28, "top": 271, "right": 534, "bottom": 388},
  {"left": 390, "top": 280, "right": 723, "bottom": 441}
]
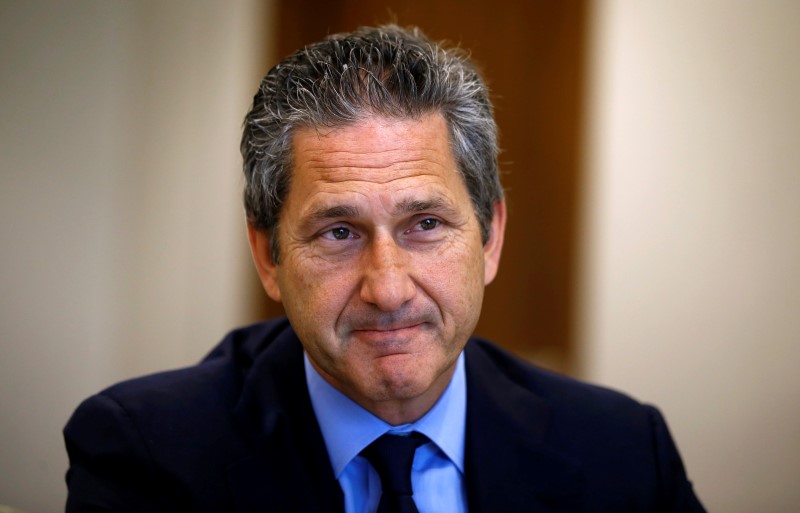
[
  {"left": 286, "top": 113, "right": 470, "bottom": 230},
  {"left": 299, "top": 153, "right": 452, "bottom": 185},
  {"left": 310, "top": 170, "right": 446, "bottom": 189},
  {"left": 292, "top": 113, "right": 456, "bottom": 178}
]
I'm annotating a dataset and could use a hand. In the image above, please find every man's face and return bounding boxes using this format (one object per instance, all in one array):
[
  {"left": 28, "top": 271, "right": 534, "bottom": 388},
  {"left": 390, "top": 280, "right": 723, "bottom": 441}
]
[{"left": 248, "top": 113, "right": 505, "bottom": 423}]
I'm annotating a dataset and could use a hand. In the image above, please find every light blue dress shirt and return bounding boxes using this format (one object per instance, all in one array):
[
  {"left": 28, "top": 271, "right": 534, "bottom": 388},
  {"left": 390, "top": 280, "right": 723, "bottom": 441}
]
[{"left": 304, "top": 352, "right": 468, "bottom": 513}]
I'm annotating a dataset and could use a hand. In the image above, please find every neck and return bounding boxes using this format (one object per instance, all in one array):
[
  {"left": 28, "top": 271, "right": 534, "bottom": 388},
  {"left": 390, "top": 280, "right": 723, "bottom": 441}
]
[
  {"left": 310, "top": 357, "right": 457, "bottom": 426},
  {"left": 366, "top": 392, "right": 443, "bottom": 426}
]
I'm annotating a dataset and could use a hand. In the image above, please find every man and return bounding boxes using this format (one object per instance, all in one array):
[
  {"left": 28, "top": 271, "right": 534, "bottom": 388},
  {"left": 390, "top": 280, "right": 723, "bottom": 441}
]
[{"left": 64, "top": 25, "right": 705, "bottom": 512}]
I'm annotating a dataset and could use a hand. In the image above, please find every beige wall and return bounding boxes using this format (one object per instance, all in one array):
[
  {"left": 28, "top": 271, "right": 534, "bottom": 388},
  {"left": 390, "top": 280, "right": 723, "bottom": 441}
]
[
  {"left": 0, "top": 1, "right": 271, "bottom": 511},
  {"left": 580, "top": 1, "right": 800, "bottom": 511}
]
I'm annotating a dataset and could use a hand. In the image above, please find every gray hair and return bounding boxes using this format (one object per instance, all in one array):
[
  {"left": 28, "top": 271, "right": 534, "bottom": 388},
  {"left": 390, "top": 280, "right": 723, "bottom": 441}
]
[{"left": 241, "top": 24, "right": 503, "bottom": 262}]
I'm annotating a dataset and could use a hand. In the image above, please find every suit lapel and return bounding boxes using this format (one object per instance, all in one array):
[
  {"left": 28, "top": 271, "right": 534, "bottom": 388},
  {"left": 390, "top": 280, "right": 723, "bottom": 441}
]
[
  {"left": 220, "top": 326, "right": 583, "bottom": 512},
  {"left": 464, "top": 340, "right": 584, "bottom": 513},
  {"left": 227, "top": 327, "right": 344, "bottom": 513}
]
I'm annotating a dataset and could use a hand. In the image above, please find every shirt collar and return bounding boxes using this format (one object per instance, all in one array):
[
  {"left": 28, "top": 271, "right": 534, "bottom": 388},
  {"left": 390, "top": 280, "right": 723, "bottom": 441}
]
[{"left": 304, "top": 351, "right": 467, "bottom": 477}]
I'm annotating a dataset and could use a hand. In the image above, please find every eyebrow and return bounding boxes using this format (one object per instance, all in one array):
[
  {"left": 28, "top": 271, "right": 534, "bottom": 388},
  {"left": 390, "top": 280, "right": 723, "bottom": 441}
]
[
  {"left": 307, "top": 204, "right": 360, "bottom": 222},
  {"left": 304, "top": 195, "right": 457, "bottom": 224},
  {"left": 393, "top": 197, "right": 454, "bottom": 216}
]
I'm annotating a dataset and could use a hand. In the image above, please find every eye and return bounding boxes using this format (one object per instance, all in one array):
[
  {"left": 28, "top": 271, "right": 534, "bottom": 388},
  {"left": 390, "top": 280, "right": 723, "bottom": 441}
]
[
  {"left": 318, "top": 224, "right": 361, "bottom": 243},
  {"left": 329, "top": 227, "right": 351, "bottom": 240},
  {"left": 418, "top": 218, "right": 439, "bottom": 231}
]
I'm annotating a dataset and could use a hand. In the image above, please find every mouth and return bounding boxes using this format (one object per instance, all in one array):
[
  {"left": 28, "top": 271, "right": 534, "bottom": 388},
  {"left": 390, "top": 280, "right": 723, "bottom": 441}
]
[
  {"left": 352, "top": 322, "right": 424, "bottom": 333},
  {"left": 349, "top": 322, "right": 427, "bottom": 347}
]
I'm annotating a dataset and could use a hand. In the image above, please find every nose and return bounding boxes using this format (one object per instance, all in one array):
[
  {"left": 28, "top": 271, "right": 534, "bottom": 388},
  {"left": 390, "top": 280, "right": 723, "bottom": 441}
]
[{"left": 359, "top": 234, "right": 416, "bottom": 312}]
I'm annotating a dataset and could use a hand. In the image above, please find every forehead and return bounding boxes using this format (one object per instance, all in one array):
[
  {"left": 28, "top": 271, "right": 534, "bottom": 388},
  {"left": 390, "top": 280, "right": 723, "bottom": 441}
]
[{"left": 288, "top": 113, "right": 466, "bottom": 202}]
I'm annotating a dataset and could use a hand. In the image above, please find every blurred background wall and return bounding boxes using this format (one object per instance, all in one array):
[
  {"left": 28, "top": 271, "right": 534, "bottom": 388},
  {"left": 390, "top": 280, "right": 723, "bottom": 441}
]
[
  {"left": 580, "top": 2, "right": 800, "bottom": 510},
  {"left": 1, "top": 1, "right": 798, "bottom": 512},
  {"left": 0, "top": 1, "right": 271, "bottom": 511}
]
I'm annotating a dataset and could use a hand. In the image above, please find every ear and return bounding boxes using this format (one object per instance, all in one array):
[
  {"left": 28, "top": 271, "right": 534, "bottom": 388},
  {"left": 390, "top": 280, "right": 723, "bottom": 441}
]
[
  {"left": 246, "top": 222, "right": 282, "bottom": 302},
  {"left": 483, "top": 200, "right": 506, "bottom": 285}
]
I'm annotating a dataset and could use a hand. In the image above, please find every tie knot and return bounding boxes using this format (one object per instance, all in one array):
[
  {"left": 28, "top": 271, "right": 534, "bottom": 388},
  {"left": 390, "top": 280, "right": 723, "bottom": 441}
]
[{"left": 362, "top": 432, "right": 428, "bottom": 496}]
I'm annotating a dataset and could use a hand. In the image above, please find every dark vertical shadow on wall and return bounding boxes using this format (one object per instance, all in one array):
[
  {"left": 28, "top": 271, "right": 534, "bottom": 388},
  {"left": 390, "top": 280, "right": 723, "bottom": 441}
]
[{"left": 257, "top": 0, "right": 587, "bottom": 372}]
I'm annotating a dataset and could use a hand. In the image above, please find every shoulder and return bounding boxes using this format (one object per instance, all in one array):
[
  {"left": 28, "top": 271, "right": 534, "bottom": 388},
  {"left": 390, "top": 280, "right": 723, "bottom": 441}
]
[
  {"left": 465, "top": 338, "right": 705, "bottom": 511},
  {"left": 64, "top": 318, "right": 295, "bottom": 470},
  {"left": 465, "top": 337, "right": 662, "bottom": 447},
  {"left": 63, "top": 318, "right": 297, "bottom": 510},
  {"left": 466, "top": 336, "right": 644, "bottom": 411},
  {"left": 94, "top": 318, "right": 292, "bottom": 412}
]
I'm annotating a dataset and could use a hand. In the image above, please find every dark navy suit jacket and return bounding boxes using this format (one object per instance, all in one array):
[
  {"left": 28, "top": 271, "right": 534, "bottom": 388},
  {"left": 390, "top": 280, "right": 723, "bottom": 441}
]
[{"left": 64, "top": 318, "right": 705, "bottom": 512}]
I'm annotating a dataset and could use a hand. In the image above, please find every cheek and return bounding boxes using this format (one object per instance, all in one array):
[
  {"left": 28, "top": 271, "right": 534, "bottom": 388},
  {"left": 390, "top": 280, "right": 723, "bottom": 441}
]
[
  {"left": 418, "top": 240, "right": 486, "bottom": 317},
  {"left": 278, "top": 256, "right": 355, "bottom": 324}
]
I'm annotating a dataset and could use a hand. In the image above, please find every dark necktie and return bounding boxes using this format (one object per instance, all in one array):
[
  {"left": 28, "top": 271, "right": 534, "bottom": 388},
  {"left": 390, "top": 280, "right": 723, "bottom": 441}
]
[{"left": 361, "top": 432, "right": 428, "bottom": 513}]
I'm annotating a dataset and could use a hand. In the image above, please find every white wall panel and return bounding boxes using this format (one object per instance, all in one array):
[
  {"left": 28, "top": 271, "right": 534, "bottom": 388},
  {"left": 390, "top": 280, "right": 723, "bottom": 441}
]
[
  {"left": 0, "top": 1, "right": 272, "bottom": 511},
  {"left": 580, "top": 2, "right": 800, "bottom": 511}
]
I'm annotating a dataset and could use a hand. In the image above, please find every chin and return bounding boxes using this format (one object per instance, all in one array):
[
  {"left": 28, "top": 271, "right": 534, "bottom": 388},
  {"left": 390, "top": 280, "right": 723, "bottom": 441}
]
[{"left": 371, "top": 369, "right": 436, "bottom": 402}]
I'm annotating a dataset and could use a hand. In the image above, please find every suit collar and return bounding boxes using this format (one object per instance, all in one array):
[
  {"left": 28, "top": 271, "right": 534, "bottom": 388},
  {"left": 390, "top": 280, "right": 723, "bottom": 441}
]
[
  {"left": 228, "top": 326, "right": 344, "bottom": 513},
  {"left": 464, "top": 339, "right": 584, "bottom": 513}
]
